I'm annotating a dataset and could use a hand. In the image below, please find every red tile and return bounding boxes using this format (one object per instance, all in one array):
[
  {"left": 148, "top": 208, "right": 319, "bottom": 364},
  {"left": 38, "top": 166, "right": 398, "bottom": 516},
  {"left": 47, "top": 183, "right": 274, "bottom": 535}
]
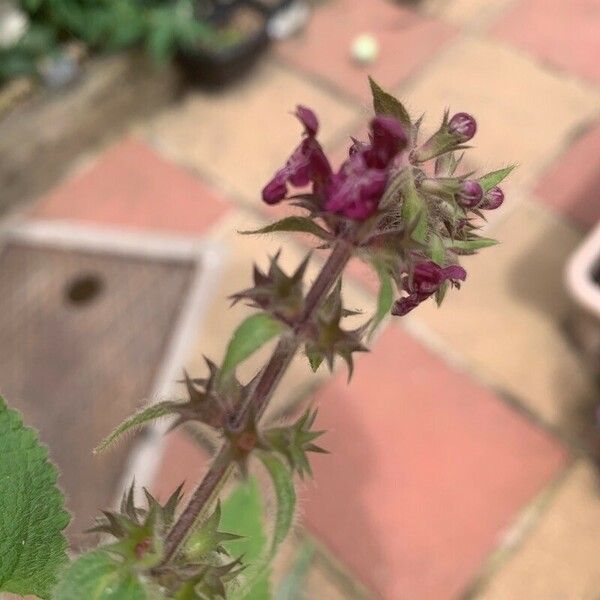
[
  {"left": 534, "top": 121, "right": 600, "bottom": 230},
  {"left": 32, "top": 139, "right": 231, "bottom": 235},
  {"left": 151, "top": 430, "right": 208, "bottom": 503},
  {"left": 301, "top": 324, "right": 568, "bottom": 599},
  {"left": 493, "top": 0, "right": 600, "bottom": 84},
  {"left": 276, "top": 0, "right": 455, "bottom": 103}
]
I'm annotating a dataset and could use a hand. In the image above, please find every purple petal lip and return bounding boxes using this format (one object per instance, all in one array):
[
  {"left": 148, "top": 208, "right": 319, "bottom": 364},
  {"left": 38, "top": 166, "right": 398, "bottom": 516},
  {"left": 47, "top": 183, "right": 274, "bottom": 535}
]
[
  {"left": 393, "top": 261, "right": 467, "bottom": 316},
  {"left": 296, "top": 105, "right": 319, "bottom": 137},
  {"left": 262, "top": 108, "right": 408, "bottom": 221}
]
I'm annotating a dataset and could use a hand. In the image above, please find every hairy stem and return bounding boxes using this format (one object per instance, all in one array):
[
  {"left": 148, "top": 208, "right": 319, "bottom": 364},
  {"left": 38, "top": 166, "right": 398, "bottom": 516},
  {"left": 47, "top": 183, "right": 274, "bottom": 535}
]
[{"left": 160, "top": 241, "right": 353, "bottom": 565}]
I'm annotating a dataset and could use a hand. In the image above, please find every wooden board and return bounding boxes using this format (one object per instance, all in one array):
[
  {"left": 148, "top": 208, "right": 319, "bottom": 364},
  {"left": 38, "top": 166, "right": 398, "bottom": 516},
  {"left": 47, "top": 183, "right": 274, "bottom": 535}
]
[{"left": 0, "top": 240, "right": 196, "bottom": 545}]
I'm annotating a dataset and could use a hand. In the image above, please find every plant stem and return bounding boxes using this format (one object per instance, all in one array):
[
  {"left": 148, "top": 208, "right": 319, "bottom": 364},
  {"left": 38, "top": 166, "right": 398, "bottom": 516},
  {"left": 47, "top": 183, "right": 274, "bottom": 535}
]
[{"left": 159, "top": 241, "right": 353, "bottom": 565}]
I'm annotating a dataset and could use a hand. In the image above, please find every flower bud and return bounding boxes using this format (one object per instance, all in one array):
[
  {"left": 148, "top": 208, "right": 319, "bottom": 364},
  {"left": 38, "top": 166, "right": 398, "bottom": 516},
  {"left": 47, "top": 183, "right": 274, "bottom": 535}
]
[
  {"left": 481, "top": 186, "right": 504, "bottom": 210},
  {"left": 448, "top": 112, "right": 477, "bottom": 142},
  {"left": 410, "top": 111, "right": 477, "bottom": 164},
  {"left": 456, "top": 179, "right": 483, "bottom": 208}
]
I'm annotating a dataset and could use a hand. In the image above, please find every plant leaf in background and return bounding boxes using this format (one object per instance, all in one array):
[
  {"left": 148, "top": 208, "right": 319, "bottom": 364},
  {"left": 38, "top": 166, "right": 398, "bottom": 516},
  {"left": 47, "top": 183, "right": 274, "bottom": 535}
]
[
  {"left": 220, "top": 313, "right": 285, "bottom": 383},
  {"left": 275, "top": 542, "right": 315, "bottom": 600},
  {"left": 52, "top": 551, "right": 152, "bottom": 600},
  {"left": 478, "top": 165, "right": 516, "bottom": 192},
  {"left": 0, "top": 395, "right": 69, "bottom": 599}
]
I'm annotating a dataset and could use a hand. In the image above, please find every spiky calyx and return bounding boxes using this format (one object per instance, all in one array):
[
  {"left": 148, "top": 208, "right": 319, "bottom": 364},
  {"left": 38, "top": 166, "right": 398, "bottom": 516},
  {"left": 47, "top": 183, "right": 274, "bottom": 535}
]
[{"left": 263, "top": 410, "right": 327, "bottom": 479}]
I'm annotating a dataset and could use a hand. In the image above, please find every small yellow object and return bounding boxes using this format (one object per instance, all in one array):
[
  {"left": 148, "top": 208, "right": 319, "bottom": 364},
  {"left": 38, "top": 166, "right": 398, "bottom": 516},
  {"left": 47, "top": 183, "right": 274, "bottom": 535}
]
[{"left": 351, "top": 34, "right": 379, "bottom": 65}]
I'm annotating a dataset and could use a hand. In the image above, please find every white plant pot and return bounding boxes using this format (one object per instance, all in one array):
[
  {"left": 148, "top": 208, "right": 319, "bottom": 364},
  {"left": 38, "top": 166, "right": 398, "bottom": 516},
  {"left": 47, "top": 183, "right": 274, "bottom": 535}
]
[{"left": 566, "top": 222, "right": 600, "bottom": 373}]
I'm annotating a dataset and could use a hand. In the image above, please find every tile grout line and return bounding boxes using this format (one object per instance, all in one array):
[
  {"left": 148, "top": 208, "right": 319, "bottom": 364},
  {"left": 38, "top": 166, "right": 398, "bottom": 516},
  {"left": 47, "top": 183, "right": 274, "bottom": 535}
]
[{"left": 459, "top": 460, "right": 577, "bottom": 600}]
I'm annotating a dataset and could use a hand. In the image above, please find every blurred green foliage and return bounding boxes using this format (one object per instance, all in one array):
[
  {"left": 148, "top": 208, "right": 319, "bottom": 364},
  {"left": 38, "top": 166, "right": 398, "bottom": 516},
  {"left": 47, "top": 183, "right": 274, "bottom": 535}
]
[{"left": 0, "top": 0, "right": 233, "bottom": 83}]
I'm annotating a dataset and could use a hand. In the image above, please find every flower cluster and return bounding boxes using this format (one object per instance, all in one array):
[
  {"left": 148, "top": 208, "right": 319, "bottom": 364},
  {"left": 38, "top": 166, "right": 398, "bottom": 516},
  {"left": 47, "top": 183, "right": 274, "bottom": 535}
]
[
  {"left": 263, "top": 106, "right": 407, "bottom": 220},
  {"left": 261, "top": 82, "right": 513, "bottom": 318}
]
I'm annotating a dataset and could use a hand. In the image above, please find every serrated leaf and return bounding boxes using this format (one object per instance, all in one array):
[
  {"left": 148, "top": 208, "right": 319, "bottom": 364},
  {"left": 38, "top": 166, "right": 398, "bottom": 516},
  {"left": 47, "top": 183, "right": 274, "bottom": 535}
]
[
  {"left": 220, "top": 314, "right": 285, "bottom": 382},
  {"left": 0, "top": 395, "right": 69, "bottom": 599},
  {"left": 369, "top": 262, "right": 393, "bottom": 339},
  {"left": 450, "top": 237, "right": 498, "bottom": 252},
  {"left": 369, "top": 76, "right": 412, "bottom": 130},
  {"left": 478, "top": 166, "right": 516, "bottom": 192},
  {"left": 53, "top": 551, "right": 152, "bottom": 600},
  {"left": 275, "top": 542, "right": 315, "bottom": 600},
  {"left": 240, "top": 217, "right": 331, "bottom": 242},
  {"left": 95, "top": 401, "right": 180, "bottom": 453},
  {"left": 259, "top": 453, "right": 296, "bottom": 554}
]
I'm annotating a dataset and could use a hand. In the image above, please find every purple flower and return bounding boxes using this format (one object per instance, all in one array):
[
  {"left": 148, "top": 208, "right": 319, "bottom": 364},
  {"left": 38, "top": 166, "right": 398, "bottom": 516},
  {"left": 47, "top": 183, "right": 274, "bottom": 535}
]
[
  {"left": 263, "top": 109, "right": 407, "bottom": 220},
  {"left": 392, "top": 261, "right": 467, "bottom": 316},
  {"left": 481, "top": 186, "right": 504, "bottom": 210},
  {"left": 324, "top": 116, "right": 407, "bottom": 220},
  {"left": 324, "top": 153, "right": 389, "bottom": 220},
  {"left": 448, "top": 112, "right": 477, "bottom": 142},
  {"left": 262, "top": 106, "right": 332, "bottom": 205},
  {"left": 457, "top": 179, "right": 483, "bottom": 208}
]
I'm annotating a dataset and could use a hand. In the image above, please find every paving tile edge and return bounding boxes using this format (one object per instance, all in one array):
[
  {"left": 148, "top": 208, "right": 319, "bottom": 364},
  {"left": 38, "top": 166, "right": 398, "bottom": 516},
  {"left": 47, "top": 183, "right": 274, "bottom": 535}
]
[{"left": 459, "top": 460, "right": 576, "bottom": 600}]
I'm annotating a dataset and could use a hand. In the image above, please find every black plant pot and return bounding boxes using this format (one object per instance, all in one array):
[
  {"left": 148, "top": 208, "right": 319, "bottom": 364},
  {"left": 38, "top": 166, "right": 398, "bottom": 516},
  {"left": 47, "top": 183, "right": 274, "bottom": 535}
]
[{"left": 176, "top": 0, "right": 294, "bottom": 87}]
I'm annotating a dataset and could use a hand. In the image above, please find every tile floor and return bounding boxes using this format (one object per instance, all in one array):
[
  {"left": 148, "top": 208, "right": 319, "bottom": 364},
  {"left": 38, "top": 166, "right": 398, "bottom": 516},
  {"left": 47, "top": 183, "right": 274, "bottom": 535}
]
[{"left": 12, "top": 0, "right": 600, "bottom": 597}]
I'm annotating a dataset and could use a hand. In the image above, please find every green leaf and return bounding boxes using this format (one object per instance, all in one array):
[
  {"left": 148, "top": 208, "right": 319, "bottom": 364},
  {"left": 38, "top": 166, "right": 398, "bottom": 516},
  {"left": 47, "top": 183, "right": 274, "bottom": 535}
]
[
  {"left": 0, "top": 395, "right": 69, "bottom": 599},
  {"left": 369, "top": 263, "right": 393, "bottom": 339},
  {"left": 240, "top": 217, "right": 331, "bottom": 241},
  {"left": 220, "top": 314, "right": 285, "bottom": 382},
  {"left": 221, "top": 478, "right": 270, "bottom": 600},
  {"left": 450, "top": 237, "right": 498, "bottom": 253},
  {"left": 369, "top": 77, "right": 412, "bottom": 130},
  {"left": 53, "top": 551, "right": 152, "bottom": 600},
  {"left": 478, "top": 166, "right": 516, "bottom": 192},
  {"left": 275, "top": 542, "right": 315, "bottom": 600},
  {"left": 259, "top": 453, "right": 296, "bottom": 555},
  {"left": 95, "top": 400, "right": 180, "bottom": 453}
]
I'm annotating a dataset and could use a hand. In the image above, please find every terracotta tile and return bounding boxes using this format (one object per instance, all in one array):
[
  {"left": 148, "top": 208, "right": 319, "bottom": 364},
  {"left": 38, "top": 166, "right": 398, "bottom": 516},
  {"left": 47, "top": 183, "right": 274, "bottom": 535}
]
[
  {"left": 534, "top": 121, "right": 600, "bottom": 230},
  {"left": 152, "top": 429, "right": 208, "bottom": 503},
  {"left": 31, "top": 138, "right": 231, "bottom": 236},
  {"left": 423, "top": 0, "right": 516, "bottom": 28},
  {"left": 272, "top": 534, "right": 374, "bottom": 599},
  {"left": 402, "top": 38, "right": 600, "bottom": 189},
  {"left": 493, "top": 0, "right": 600, "bottom": 85},
  {"left": 302, "top": 323, "right": 568, "bottom": 599},
  {"left": 276, "top": 0, "right": 456, "bottom": 103},
  {"left": 412, "top": 200, "right": 599, "bottom": 442},
  {"left": 481, "top": 461, "right": 600, "bottom": 600},
  {"left": 147, "top": 61, "right": 358, "bottom": 207}
]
